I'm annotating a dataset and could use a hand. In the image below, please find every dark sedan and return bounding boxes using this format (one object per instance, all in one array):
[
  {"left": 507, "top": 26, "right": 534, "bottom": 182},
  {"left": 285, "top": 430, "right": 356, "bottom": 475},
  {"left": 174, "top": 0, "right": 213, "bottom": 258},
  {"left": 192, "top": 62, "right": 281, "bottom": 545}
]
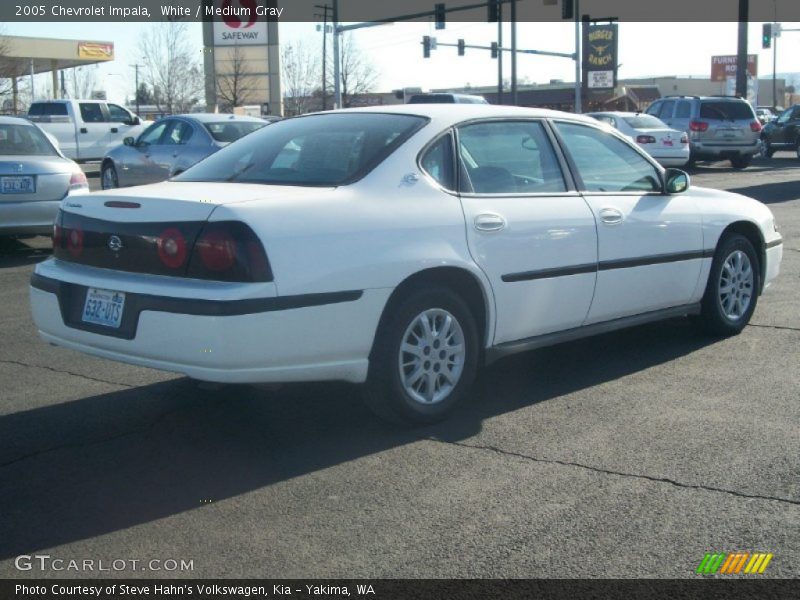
[{"left": 100, "top": 113, "right": 276, "bottom": 189}]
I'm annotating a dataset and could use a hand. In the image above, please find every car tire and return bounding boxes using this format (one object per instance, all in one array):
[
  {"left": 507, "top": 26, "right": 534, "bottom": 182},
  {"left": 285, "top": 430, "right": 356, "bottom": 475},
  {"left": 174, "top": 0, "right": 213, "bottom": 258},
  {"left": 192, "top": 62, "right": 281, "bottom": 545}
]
[
  {"left": 762, "top": 139, "right": 775, "bottom": 158},
  {"left": 698, "top": 233, "right": 760, "bottom": 336},
  {"left": 730, "top": 155, "right": 752, "bottom": 170},
  {"left": 364, "top": 286, "right": 479, "bottom": 425},
  {"left": 101, "top": 163, "right": 119, "bottom": 190},
  {"left": 795, "top": 137, "right": 800, "bottom": 160}
]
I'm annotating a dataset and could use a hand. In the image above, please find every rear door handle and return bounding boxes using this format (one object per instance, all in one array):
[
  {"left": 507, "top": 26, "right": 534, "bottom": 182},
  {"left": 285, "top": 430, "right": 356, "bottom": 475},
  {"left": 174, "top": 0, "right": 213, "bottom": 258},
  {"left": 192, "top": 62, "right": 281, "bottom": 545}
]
[
  {"left": 474, "top": 213, "right": 506, "bottom": 232},
  {"left": 79, "top": 127, "right": 88, "bottom": 134},
  {"left": 599, "top": 207, "right": 624, "bottom": 225},
  {"left": 110, "top": 127, "right": 118, "bottom": 133}
]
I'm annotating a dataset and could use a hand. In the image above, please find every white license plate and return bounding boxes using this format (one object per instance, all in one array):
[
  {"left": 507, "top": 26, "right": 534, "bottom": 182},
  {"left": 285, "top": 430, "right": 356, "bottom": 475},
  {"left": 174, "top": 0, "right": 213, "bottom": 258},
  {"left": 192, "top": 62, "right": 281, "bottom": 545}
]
[
  {"left": 1, "top": 176, "right": 35, "bottom": 194},
  {"left": 82, "top": 288, "right": 125, "bottom": 328}
]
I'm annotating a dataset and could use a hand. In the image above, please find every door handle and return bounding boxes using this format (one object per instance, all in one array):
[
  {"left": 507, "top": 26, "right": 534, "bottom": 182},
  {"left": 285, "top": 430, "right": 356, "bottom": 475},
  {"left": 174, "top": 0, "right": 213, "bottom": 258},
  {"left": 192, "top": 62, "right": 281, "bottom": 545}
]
[
  {"left": 110, "top": 127, "right": 118, "bottom": 133},
  {"left": 79, "top": 127, "right": 88, "bottom": 134},
  {"left": 474, "top": 213, "right": 506, "bottom": 232},
  {"left": 599, "top": 207, "right": 624, "bottom": 225}
]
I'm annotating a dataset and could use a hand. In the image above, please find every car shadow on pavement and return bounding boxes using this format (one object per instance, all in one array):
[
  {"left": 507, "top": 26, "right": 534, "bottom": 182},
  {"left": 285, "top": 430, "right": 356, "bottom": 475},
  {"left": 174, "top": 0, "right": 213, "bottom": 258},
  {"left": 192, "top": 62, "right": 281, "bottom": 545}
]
[
  {"left": 727, "top": 180, "right": 800, "bottom": 205},
  {"left": 0, "top": 318, "right": 717, "bottom": 560},
  {"left": 0, "top": 237, "right": 52, "bottom": 269}
]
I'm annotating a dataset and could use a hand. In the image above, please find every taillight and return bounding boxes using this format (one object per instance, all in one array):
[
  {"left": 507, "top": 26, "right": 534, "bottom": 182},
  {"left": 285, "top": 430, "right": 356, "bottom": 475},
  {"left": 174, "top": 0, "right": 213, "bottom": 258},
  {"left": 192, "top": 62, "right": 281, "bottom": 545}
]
[
  {"left": 680, "top": 133, "right": 689, "bottom": 144},
  {"left": 689, "top": 121, "right": 709, "bottom": 132},
  {"left": 53, "top": 222, "right": 62, "bottom": 247},
  {"left": 636, "top": 135, "right": 656, "bottom": 144},
  {"left": 750, "top": 121, "right": 762, "bottom": 132},
  {"left": 66, "top": 226, "right": 84, "bottom": 258},
  {"left": 69, "top": 171, "right": 88, "bottom": 191},
  {"left": 187, "top": 222, "right": 272, "bottom": 282},
  {"left": 156, "top": 227, "right": 188, "bottom": 269}
]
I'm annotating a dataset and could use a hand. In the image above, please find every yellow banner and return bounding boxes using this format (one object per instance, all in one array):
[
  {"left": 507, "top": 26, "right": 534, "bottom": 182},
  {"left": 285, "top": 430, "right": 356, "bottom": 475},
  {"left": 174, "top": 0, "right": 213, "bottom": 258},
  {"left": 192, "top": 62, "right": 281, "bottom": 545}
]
[{"left": 77, "top": 42, "right": 114, "bottom": 60}]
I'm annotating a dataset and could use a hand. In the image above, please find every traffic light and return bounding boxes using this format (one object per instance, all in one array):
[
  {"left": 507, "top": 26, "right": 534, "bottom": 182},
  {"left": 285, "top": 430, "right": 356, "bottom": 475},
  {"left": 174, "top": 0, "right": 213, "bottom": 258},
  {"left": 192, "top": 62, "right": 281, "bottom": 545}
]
[
  {"left": 435, "top": 3, "right": 445, "bottom": 30},
  {"left": 491, "top": 42, "right": 498, "bottom": 59},
  {"left": 458, "top": 39, "right": 465, "bottom": 56},
  {"left": 762, "top": 23, "right": 772, "bottom": 49},
  {"left": 562, "top": 0, "right": 574, "bottom": 20},
  {"left": 488, "top": 0, "right": 499, "bottom": 22},
  {"left": 423, "top": 35, "right": 432, "bottom": 58}
]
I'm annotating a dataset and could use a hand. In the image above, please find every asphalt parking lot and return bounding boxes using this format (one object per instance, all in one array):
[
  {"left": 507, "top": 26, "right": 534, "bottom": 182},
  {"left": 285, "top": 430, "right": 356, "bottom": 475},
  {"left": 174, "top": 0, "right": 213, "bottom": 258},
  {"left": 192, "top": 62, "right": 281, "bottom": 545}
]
[{"left": 0, "top": 156, "right": 798, "bottom": 579}]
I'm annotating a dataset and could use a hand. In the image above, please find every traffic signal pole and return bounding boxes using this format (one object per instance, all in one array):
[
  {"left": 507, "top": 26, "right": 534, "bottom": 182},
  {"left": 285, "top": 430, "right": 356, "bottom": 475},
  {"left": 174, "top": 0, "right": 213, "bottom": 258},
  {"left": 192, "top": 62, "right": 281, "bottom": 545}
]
[{"left": 735, "top": 0, "right": 749, "bottom": 99}]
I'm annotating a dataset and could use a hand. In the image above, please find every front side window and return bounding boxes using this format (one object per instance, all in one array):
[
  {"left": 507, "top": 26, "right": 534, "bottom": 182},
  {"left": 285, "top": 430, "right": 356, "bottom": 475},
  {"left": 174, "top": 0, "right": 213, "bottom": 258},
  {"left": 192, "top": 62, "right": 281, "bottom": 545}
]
[
  {"left": 176, "top": 113, "right": 427, "bottom": 187},
  {"left": 554, "top": 121, "right": 661, "bottom": 193},
  {"left": 419, "top": 133, "right": 455, "bottom": 190},
  {"left": 456, "top": 121, "right": 566, "bottom": 194},
  {"left": 657, "top": 100, "right": 675, "bottom": 119},
  {"left": 645, "top": 102, "right": 662, "bottom": 117},
  {"left": 107, "top": 104, "right": 131, "bottom": 122}
]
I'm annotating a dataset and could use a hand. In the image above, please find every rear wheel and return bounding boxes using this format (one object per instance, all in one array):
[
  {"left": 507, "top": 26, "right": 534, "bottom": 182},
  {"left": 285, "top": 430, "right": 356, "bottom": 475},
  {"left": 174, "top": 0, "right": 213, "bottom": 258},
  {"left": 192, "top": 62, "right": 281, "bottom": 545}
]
[
  {"left": 101, "top": 163, "right": 119, "bottom": 190},
  {"left": 364, "top": 287, "right": 479, "bottom": 424},
  {"left": 761, "top": 138, "right": 775, "bottom": 158},
  {"left": 698, "top": 233, "right": 760, "bottom": 336},
  {"left": 795, "top": 137, "right": 800, "bottom": 160},
  {"left": 730, "top": 155, "right": 752, "bottom": 170}
]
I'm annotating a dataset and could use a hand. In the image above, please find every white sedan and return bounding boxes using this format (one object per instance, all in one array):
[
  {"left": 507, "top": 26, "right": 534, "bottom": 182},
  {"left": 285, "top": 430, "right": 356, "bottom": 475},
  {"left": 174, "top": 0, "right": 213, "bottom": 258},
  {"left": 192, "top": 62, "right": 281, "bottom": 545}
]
[
  {"left": 588, "top": 111, "right": 690, "bottom": 167},
  {"left": 30, "top": 105, "right": 783, "bottom": 423}
]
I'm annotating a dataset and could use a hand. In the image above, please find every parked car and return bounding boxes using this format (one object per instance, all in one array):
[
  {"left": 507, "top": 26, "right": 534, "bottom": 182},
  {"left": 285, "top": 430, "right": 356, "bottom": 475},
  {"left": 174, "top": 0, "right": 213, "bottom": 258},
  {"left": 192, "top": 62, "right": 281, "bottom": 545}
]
[
  {"left": 27, "top": 99, "right": 150, "bottom": 162},
  {"left": 407, "top": 93, "right": 488, "bottom": 104},
  {"left": 0, "top": 116, "right": 89, "bottom": 237},
  {"left": 587, "top": 111, "right": 690, "bottom": 167},
  {"left": 645, "top": 96, "right": 761, "bottom": 169},
  {"left": 760, "top": 104, "right": 800, "bottom": 158},
  {"left": 30, "top": 105, "right": 782, "bottom": 424},
  {"left": 100, "top": 114, "right": 271, "bottom": 189}
]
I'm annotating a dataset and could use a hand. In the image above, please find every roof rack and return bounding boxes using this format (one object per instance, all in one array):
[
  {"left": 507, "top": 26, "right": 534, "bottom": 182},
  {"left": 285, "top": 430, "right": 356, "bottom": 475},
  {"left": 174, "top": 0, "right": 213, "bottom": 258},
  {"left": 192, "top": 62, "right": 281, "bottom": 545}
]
[
  {"left": 663, "top": 95, "right": 700, "bottom": 99},
  {"left": 709, "top": 95, "right": 745, "bottom": 99}
]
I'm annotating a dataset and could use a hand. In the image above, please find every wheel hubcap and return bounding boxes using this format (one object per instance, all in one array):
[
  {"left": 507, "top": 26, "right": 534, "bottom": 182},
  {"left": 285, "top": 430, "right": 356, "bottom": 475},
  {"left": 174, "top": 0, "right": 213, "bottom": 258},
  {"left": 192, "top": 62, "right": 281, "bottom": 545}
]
[
  {"left": 102, "top": 168, "right": 116, "bottom": 189},
  {"left": 398, "top": 308, "right": 465, "bottom": 405},
  {"left": 718, "top": 250, "right": 754, "bottom": 321}
]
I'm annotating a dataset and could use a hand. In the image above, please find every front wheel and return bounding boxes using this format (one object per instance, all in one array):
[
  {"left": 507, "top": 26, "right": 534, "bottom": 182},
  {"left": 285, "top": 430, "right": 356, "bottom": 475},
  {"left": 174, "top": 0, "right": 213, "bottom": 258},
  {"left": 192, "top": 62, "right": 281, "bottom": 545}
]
[
  {"left": 101, "top": 163, "right": 119, "bottom": 190},
  {"left": 698, "top": 234, "right": 760, "bottom": 336},
  {"left": 364, "top": 287, "right": 479, "bottom": 424},
  {"left": 730, "top": 155, "right": 752, "bottom": 170}
]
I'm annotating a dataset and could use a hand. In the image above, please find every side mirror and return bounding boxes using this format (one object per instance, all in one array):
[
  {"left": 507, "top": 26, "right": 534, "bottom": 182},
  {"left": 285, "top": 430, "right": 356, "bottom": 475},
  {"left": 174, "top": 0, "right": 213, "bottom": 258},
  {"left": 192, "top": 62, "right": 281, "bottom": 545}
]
[
  {"left": 665, "top": 168, "right": 690, "bottom": 194},
  {"left": 123, "top": 136, "right": 135, "bottom": 146}
]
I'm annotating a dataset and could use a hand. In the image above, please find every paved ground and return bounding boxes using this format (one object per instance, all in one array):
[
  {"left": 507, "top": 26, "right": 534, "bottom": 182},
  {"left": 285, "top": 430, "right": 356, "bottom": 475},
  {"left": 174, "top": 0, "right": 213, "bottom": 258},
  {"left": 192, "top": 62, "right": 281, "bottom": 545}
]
[{"left": 0, "top": 156, "right": 798, "bottom": 579}]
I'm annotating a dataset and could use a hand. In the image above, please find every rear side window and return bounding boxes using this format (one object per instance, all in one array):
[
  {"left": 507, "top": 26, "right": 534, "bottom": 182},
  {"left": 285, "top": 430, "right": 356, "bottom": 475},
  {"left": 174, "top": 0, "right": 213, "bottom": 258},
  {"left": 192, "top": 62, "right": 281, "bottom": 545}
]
[
  {"left": 675, "top": 100, "right": 692, "bottom": 118},
  {"left": 699, "top": 101, "right": 755, "bottom": 121},
  {"left": 420, "top": 133, "right": 455, "bottom": 190},
  {"left": 79, "top": 103, "right": 105, "bottom": 123},
  {"left": 457, "top": 120, "right": 566, "bottom": 194},
  {"left": 204, "top": 121, "right": 266, "bottom": 143},
  {"left": 176, "top": 113, "right": 427, "bottom": 186}
]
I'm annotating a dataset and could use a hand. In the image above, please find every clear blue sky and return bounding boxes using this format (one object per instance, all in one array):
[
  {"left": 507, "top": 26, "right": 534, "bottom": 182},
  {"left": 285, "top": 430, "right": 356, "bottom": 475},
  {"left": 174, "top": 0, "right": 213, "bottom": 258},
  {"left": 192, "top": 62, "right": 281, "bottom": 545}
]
[{"left": 6, "top": 21, "right": 799, "bottom": 104}]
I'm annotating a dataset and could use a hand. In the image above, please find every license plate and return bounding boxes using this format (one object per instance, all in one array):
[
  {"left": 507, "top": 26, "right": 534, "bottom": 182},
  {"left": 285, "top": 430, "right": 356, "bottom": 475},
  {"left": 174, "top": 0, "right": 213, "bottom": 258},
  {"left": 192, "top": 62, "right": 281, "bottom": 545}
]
[
  {"left": 0, "top": 175, "right": 35, "bottom": 194},
  {"left": 662, "top": 139, "right": 674, "bottom": 147},
  {"left": 82, "top": 288, "right": 125, "bottom": 328}
]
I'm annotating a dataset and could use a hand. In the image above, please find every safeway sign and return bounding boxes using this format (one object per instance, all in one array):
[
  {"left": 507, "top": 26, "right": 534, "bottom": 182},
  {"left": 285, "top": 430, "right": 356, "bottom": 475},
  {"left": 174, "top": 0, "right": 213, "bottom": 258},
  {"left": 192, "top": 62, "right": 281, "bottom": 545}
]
[
  {"left": 711, "top": 55, "right": 757, "bottom": 82},
  {"left": 211, "top": 0, "right": 269, "bottom": 46}
]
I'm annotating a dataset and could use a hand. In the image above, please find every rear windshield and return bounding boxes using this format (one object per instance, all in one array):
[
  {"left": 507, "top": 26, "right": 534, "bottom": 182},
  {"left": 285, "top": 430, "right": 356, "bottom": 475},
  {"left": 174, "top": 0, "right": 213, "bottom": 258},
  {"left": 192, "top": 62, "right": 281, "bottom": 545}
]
[
  {"left": 28, "top": 102, "right": 68, "bottom": 116},
  {"left": 0, "top": 124, "right": 58, "bottom": 156},
  {"left": 204, "top": 121, "right": 267, "bottom": 143},
  {"left": 699, "top": 101, "right": 755, "bottom": 121},
  {"left": 175, "top": 113, "right": 427, "bottom": 186},
  {"left": 622, "top": 115, "right": 668, "bottom": 129}
]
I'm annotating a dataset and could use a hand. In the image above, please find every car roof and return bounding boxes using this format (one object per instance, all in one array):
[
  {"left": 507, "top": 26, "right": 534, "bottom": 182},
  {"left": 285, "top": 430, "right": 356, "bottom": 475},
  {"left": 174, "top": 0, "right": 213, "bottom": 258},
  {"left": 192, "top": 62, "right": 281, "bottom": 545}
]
[
  {"left": 587, "top": 111, "right": 652, "bottom": 117},
  {"left": 319, "top": 104, "right": 597, "bottom": 128},
  {"left": 0, "top": 115, "right": 36, "bottom": 126},
  {"left": 173, "top": 113, "right": 267, "bottom": 123}
]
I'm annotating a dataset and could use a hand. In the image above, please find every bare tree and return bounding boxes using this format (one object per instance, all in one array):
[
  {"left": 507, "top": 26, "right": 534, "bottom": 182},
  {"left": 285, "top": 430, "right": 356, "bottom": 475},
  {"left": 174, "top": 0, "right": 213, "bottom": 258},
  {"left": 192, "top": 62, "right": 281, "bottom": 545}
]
[
  {"left": 333, "top": 33, "right": 378, "bottom": 108},
  {"left": 281, "top": 40, "right": 320, "bottom": 116},
  {"left": 216, "top": 45, "right": 256, "bottom": 111},
  {"left": 0, "top": 31, "right": 17, "bottom": 106},
  {"left": 138, "top": 22, "right": 203, "bottom": 114},
  {"left": 67, "top": 66, "right": 97, "bottom": 99}
]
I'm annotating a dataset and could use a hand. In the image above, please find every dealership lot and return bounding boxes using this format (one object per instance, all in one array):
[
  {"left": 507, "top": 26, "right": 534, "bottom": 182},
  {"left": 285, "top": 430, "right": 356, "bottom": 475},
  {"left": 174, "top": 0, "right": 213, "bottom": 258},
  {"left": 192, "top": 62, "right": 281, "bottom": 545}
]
[{"left": 0, "top": 157, "right": 798, "bottom": 578}]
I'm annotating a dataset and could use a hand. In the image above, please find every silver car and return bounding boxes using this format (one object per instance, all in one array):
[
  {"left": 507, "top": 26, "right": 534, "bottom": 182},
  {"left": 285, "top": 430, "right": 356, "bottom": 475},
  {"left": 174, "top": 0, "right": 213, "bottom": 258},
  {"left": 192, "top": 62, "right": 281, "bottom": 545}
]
[
  {"left": 100, "top": 114, "right": 274, "bottom": 189},
  {"left": 0, "top": 116, "right": 89, "bottom": 237},
  {"left": 645, "top": 96, "right": 761, "bottom": 169}
]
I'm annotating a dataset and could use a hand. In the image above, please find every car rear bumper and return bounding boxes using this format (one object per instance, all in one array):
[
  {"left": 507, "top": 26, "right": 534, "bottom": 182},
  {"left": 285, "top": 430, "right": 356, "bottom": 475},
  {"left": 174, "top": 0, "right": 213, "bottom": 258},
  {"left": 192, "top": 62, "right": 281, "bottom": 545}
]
[
  {"left": 0, "top": 199, "right": 60, "bottom": 235},
  {"left": 691, "top": 140, "right": 760, "bottom": 159},
  {"left": 30, "top": 259, "right": 391, "bottom": 384}
]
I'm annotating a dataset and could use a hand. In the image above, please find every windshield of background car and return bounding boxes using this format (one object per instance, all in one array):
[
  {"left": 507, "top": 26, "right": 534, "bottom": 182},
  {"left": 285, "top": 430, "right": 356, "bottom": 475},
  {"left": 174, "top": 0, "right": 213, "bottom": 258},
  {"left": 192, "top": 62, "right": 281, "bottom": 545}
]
[
  {"left": 0, "top": 124, "right": 58, "bottom": 156},
  {"left": 176, "top": 113, "right": 428, "bottom": 186},
  {"left": 699, "top": 102, "right": 755, "bottom": 121},
  {"left": 622, "top": 115, "right": 668, "bottom": 129},
  {"left": 203, "top": 121, "right": 267, "bottom": 143}
]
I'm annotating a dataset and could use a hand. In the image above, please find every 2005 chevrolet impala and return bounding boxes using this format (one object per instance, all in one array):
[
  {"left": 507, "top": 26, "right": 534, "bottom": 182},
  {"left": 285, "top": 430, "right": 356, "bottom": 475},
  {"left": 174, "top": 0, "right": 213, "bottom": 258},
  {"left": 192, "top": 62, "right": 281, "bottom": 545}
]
[{"left": 30, "top": 105, "right": 783, "bottom": 423}]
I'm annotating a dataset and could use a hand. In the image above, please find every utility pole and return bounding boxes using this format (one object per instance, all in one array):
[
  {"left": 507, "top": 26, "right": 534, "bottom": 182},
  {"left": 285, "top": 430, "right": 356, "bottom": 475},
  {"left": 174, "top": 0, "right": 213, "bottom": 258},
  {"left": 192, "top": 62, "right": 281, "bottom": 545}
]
[
  {"left": 497, "top": 1, "right": 503, "bottom": 104},
  {"left": 510, "top": 0, "right": 517, "bottom": 105},
  {"left": 773, "top": 25, "right": 778, "bottom": 109},
  {"left": 315, "top": 4, "right": 332, "bottom": 110},
  {"left": 735, "top": 0, "right": 749, "bottom": 98},
  {"left": 574, "top": 0, "right": 581, "bottom": 112},
  {"left": 332, "top": 0, "right": 342, "bottom": 109},
  {"left": 130, "top": 64, "right": 141, "bottom": 115}
]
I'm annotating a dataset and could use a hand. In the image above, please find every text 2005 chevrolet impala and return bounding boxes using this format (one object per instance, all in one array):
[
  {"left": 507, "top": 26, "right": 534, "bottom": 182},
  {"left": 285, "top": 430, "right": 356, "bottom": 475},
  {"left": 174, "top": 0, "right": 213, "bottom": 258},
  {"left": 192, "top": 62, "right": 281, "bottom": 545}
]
[{"left": 30, "top": 106, "right": 783, "bottom": 423}]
